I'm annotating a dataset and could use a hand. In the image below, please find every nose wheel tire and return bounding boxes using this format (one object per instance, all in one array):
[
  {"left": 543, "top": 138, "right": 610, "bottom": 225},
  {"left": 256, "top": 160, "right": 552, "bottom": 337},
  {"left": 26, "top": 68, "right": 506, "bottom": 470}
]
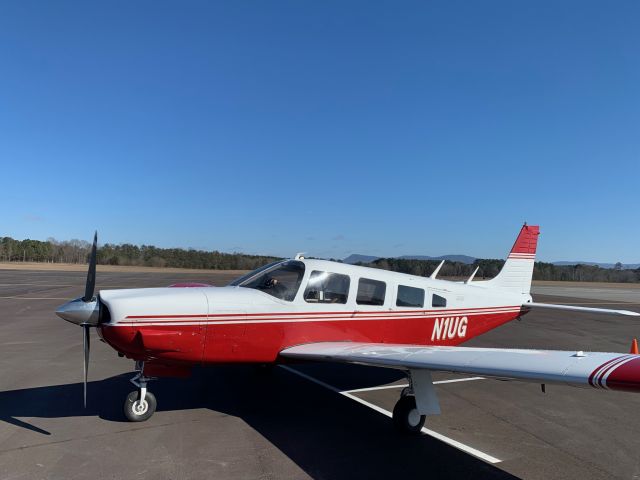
[
  {"left": 392, "top": 395, "right": 425, "bottom": 434},
  {"left": 124, "top": 390, "right": 157, "bottom": 422}
]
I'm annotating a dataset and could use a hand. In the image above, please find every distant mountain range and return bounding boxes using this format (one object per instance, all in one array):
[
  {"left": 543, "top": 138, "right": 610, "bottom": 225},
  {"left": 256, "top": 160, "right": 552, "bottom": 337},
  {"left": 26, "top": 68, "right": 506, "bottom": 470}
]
[{"left": 342, "top": 254, "right": 639, "bottom": 269}]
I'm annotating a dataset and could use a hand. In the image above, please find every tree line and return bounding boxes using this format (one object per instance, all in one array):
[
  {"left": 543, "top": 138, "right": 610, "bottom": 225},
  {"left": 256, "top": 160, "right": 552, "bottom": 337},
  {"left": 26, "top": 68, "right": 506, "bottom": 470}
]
[
  {"left": 358, "top": 258, "right": 640, "bottom": 283},
  {"left": 1, "top": 235, "right": 638, "bottom": 282},
  {"left": 0, "top": 236, "right": 280, "bottom": 270}
]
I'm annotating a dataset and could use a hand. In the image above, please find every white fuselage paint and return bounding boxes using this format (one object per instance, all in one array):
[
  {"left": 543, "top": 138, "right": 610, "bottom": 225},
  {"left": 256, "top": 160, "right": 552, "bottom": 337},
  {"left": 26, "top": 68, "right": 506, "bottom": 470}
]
[{"left": 99, "top": 258, "right": 533, "bottom": 328}]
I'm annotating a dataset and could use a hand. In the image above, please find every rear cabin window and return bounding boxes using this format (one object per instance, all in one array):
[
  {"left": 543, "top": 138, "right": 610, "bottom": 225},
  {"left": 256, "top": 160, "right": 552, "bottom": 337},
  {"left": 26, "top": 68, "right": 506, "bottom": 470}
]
[
  {"left": 356, "top": 278, "right": 386, "bottom": 306},
  {"left": 396, "top": 285, "right": 425, "bottom": 308},
  {"left": 432, "top": 293, "right": 447, "bottom": 308},
  {"left": 304, "top": 271, "right": 350, "bottom": 304}
]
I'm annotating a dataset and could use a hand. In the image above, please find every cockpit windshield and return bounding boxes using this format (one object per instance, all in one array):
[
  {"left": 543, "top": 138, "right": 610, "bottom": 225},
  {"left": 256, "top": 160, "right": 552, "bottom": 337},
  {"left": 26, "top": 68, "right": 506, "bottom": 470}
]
[
  {"left": 229, "top": 260, "right": 305, "bottom": 302},
  {"left": 228, "top": 261, "right": 283, "bottom": 287}
]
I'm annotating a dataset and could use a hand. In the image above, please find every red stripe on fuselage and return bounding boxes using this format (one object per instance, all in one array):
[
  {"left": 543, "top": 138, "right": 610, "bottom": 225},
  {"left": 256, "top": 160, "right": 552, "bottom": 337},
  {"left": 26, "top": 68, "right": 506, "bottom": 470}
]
[
  {"left": 123, "top": 305, "right": 521, "bottom": 320},
  {"left": 100, "top": 308, "right": 525, "bottom": 365},
  {"left": 119, "top": 310, "right": 522, "bottom": 326}
]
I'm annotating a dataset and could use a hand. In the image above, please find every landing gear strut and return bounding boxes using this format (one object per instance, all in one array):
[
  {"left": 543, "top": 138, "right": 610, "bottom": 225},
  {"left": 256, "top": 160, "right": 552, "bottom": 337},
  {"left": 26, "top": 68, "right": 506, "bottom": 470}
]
[{"left": 124, "top": 361, "right": 157, "bottom": 422}]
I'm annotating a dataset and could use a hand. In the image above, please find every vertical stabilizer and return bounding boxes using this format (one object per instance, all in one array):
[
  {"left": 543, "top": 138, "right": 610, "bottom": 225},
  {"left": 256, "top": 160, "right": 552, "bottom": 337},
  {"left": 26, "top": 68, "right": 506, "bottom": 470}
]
[{"left": 485, "top": 224, "right": 540, "bottom": 294}]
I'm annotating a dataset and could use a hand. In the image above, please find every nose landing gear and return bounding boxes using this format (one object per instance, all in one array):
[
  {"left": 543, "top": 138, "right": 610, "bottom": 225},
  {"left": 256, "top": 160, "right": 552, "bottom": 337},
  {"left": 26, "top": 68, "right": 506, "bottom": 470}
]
[{"left": 124, "top": 361, "right": 157, "bottom": 422}]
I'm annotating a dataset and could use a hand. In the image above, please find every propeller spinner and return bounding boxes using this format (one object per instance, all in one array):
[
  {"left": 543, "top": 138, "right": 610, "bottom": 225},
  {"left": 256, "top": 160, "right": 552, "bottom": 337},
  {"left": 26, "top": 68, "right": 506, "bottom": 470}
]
[{"left": 55, "top": 231, "right": 99, "bottom": 407}]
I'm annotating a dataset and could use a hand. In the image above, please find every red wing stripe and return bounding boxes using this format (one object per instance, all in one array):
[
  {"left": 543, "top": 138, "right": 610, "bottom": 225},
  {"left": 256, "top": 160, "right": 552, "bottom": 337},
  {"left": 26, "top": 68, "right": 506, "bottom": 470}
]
[
  {"left": 600, "top": 356, "right": 637, "bottom": 389},
  {"left": 589, "top": 356, "right": 625, "bottom": 387},
  {"left": 589, "top": 355, "right": 631, "bottom": 388},
  {"left": 598, "top": 355, "right": 635, "bottom": 388},
  {"left": 600, "top": 357, "right": 640, "bottom": 392}
]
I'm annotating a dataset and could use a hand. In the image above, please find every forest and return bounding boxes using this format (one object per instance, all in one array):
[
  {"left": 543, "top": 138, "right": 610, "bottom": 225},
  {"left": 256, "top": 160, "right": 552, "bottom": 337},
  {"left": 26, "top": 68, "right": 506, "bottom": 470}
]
[
  {"left": 0, "top": 236, "right": 278, "bottom": 270},
  {"left": 1, "top": 236, "right": 638, "bottom": 282},
  {"left": 358, "top": 257, "right": 640, "bottom": 283}
]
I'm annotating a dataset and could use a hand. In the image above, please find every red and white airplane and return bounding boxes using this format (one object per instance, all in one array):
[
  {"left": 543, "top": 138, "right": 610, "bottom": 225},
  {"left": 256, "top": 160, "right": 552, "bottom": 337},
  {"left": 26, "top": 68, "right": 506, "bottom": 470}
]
[{"left": 56, "top": 225, "right": 640, "bottom": 432}]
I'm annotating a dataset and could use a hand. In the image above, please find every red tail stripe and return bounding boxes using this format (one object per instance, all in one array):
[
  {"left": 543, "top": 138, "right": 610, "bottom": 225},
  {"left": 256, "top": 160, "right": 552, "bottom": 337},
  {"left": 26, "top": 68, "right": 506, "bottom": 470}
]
[{"left": 510, "top": 225, "right": 540, "bottom": 255}]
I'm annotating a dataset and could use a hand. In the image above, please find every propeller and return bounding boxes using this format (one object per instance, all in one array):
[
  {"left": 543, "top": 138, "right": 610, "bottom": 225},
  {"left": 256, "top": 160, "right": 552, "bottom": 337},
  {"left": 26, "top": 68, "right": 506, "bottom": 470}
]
[
  {"left": 83, "top": 231, "right": 97, "bottom": 302},
  {"left": 55, "top": 231, "right": 99, "bottom": 408},
  {"left": 81, "top": 231, "right": 97, "bottom": 407},
  {"left": 83, "top": 322, "right": 91, "bottom": 407}
]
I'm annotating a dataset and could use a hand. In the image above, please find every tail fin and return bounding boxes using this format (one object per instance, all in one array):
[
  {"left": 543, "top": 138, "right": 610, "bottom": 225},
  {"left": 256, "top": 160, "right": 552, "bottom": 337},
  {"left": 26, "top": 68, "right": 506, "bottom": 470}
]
[{"left": 485, "top": 224, "right": 540, "bottom": 294}]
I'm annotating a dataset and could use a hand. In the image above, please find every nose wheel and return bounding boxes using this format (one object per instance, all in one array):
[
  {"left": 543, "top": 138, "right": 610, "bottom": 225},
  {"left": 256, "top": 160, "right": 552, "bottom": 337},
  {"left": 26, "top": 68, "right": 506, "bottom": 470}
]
[
  {"left": 124, "top": 390, "right": 157, "bottom": 422},
  {"left": 124, "top": 362, "right": 157, "bottom": 422}
]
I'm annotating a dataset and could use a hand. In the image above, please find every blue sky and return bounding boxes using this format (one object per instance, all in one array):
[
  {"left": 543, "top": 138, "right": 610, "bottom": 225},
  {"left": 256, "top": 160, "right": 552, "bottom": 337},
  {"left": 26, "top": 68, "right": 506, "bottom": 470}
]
[{"left": 1, "top": 1, "right": 638, "bottom": 262}]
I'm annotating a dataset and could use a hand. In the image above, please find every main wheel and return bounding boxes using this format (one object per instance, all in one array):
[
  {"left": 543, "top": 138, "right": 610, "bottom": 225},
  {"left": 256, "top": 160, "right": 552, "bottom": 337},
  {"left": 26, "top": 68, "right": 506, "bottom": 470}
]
[
  {"left": 392, "top": 395, "right": 425, "bottom": 434},
  {"left": 124, "top": 390, "right": 157, "bottom": 422}
]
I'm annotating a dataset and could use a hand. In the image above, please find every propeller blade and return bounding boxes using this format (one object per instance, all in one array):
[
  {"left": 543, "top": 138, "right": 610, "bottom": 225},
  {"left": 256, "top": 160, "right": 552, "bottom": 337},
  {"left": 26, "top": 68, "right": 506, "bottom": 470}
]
[
  {"left": 83, "top": 231, "right": 98, "bottom": 302},
  {"left": 83, "top": 325, "right": 90, "bottom": 408}
]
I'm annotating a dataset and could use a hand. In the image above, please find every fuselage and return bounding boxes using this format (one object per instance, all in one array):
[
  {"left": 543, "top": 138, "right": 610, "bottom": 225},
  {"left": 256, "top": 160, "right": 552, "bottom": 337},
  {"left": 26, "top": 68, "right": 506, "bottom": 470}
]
[{"left": 97, "top": 259, "right": 531, "bottom": 366}]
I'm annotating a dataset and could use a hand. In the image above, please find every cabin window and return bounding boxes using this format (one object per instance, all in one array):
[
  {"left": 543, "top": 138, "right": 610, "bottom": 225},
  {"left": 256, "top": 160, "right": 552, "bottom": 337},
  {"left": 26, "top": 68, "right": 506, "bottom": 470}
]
[
  {"left": 356, "top": 278, "right": 386, "bottom": 306},
  {"left": 304, "top": 271, "right": 350, "bottom": 304},
  {"left": 396, "top": 285, "right": 425, "bottom": 308},
  {"left": 236, "top": 260, "right": 305, "bottom": 301},
  {"left": 432, "top": 293, "right": 447, "bottom": 308}
]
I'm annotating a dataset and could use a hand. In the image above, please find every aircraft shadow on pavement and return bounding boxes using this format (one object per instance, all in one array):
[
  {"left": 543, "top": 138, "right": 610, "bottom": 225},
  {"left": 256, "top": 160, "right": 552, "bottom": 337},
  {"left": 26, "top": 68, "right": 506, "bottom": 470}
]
[{"left": 0, "top": 364, "right": 519, "bottom": 480}]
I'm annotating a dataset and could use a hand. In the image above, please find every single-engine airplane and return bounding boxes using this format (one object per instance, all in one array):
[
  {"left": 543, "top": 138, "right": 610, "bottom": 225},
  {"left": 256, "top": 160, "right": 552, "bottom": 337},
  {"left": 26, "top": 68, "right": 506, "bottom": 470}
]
[{"left": 56, "top": 225, "right": 640, "bottom": 432}]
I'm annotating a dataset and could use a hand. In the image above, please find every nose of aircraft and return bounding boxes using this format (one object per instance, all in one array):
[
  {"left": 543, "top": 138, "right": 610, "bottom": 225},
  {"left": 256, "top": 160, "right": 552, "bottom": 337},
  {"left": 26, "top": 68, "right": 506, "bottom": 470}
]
[{"left": 56, "top": 297, "right": 100, "bottom": 326}]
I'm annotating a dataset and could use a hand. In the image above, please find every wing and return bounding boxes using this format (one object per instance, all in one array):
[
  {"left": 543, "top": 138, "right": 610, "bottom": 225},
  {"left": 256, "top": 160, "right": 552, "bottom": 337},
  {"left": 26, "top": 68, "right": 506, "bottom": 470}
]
[
  {"left": 280, "top": 342, "right": 640, "bottom": 392},
  {"left": 523, "top": 302, "right": 640, "bottom": 317}
]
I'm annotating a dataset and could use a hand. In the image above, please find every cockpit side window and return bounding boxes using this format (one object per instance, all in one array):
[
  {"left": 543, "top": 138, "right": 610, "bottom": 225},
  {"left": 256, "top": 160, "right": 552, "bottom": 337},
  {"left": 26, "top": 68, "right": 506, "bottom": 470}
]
[
  {"left": 304, "top": 271, "right": 350, "bottom": 304},
  {"left": 432, "top": 293, "right": 447, "bottom": 307},
  {"left": 235, "top": 261, "right": 305, "bottom": 301},
  {"left": 396, "top": 285, "right": 425, "bottom": 308},
  {"left": 356, "top": 278, "right": 386, "bottom": 306}
]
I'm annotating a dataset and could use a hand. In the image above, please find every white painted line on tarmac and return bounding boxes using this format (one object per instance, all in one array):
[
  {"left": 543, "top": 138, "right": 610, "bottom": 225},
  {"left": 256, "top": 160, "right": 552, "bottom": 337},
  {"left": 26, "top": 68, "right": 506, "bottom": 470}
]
[
  {"left": 345, "top": 383, "right": 410, "bottom": 393},
  {"left": 279, "top": 365, "right": 342, "bottom": 393},
  {"left": 340, "top": 391, "right": 502, "bottom": 464},
  {"left": 0, "top": 296, "right": 71, "bottom": 300},
  {"left": 434, "top": 376, "right": 486, "bottom": 385},
  {"left": 344, "top": 376, "right": 485, "bottom": 394},
  {"left": 279, "top": 365, "right": 501, "bottom": 464}
]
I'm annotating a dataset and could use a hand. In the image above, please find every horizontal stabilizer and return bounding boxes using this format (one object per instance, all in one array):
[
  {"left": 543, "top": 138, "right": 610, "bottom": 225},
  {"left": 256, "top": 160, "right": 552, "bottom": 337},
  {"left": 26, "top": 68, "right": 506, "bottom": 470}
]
[{"left": 523, "top": 302, "right": 640, "bottom": 317}]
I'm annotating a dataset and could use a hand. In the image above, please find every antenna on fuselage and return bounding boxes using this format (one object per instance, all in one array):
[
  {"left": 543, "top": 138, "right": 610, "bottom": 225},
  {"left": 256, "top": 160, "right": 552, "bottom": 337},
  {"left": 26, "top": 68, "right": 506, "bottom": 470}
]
[
  {"left": 430, "top": 260, "right": 445, "bottom": 279},
  {"left": 465, "top": 266, "right": 480, "bottom": 284},
  {"left": 294, "top": 252, "right": 306, "bottom": 260}
]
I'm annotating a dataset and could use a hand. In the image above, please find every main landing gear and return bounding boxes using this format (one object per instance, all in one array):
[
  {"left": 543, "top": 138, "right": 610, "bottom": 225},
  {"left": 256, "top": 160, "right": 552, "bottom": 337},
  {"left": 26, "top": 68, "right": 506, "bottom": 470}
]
[
  {"left": 392, "top": 385, "right": 426, "bottom": 434},
  {"left": 124, "top": 361, "right": 157, "bottom": 422},
  {"left": 392, "top": 370, "right": 442, "bottom": 435}
]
